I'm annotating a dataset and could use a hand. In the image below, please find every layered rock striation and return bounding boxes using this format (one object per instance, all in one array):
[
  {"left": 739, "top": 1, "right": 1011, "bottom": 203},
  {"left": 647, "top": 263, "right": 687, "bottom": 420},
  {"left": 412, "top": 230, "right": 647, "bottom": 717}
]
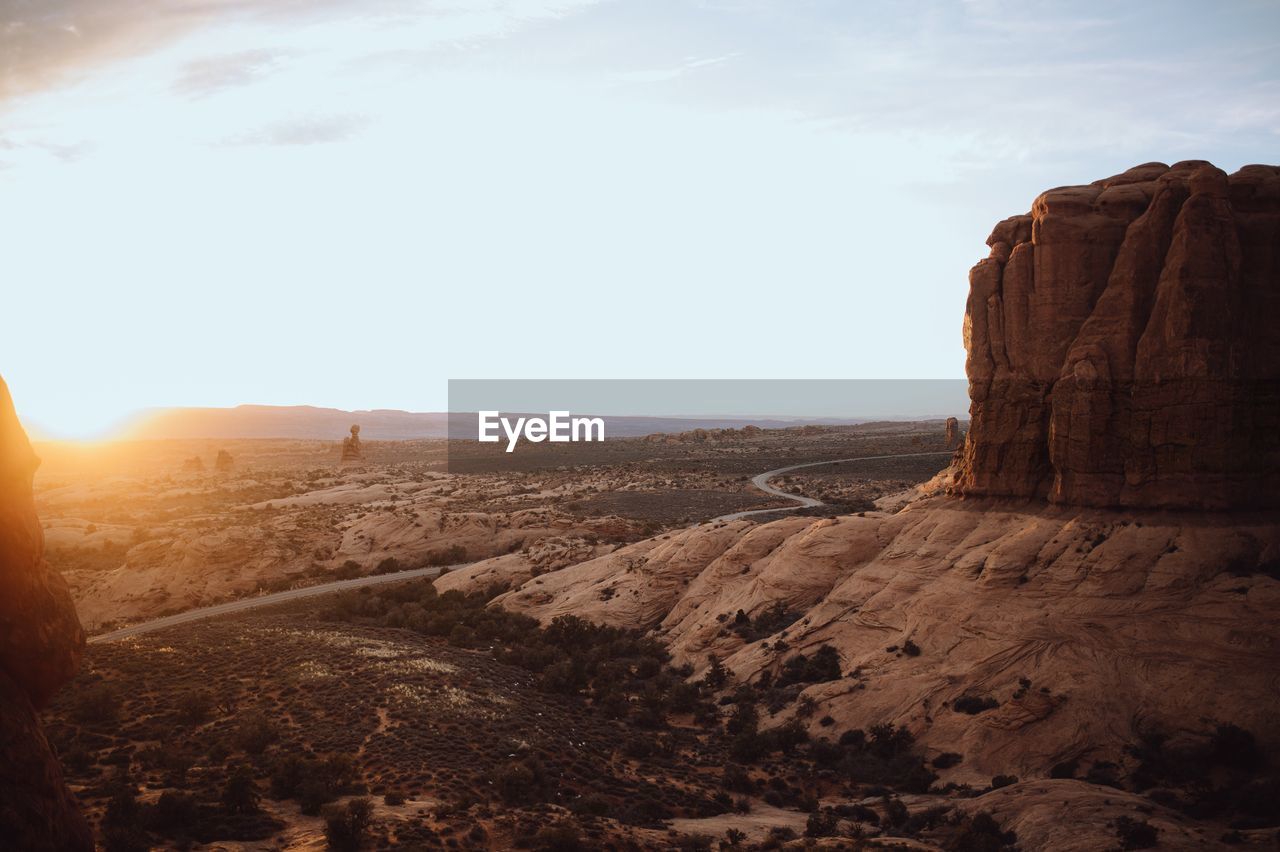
[
  {"left": 954, "top": 162, "right": 1280, "bottom": 509},
  {"left": 0, "top": 376, "right": 92, "bottom": 848}
]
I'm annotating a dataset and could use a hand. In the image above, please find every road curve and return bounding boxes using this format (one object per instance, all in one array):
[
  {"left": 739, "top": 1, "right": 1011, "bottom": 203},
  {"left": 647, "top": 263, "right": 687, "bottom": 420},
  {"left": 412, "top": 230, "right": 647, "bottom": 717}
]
[
  {"left": 88, "top": 565, "right": 455, "bottom": 644},
  {"left": 711, "top": 451, "right": 953, "bottom": 523}
]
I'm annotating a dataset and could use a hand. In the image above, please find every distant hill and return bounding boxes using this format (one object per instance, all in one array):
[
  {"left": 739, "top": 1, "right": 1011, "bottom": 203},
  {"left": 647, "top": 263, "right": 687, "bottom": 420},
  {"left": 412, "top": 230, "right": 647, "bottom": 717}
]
[
  {"left": 115, "top": 405, "right": 949, "bottom": 441},
  {"left": 120, "top": 405, "right": 452, "bottom": 441}
]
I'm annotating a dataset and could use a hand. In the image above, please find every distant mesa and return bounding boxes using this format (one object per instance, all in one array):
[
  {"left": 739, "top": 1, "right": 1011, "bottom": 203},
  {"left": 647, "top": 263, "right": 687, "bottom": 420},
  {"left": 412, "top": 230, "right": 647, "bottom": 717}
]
[
  {"left": 953, "top": 161, "right": 1280, "bottom": 509},
  {"left": 182, "top": 455, "right": 204, "bottom": 472},
  {"left": 340, "top": 424, "right": 363, "bottom": 463},
  {"left": 214, "top": 449, "right": 234, "bottom": 472},
  {"left": 118, "top": 405, "right": 451, "bottom": 441}
]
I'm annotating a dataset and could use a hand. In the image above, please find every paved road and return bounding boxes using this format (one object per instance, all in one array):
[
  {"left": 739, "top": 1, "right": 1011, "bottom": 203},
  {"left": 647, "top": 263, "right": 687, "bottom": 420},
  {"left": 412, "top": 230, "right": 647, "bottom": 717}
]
[
  {"left": 88, "top": 565, "right": 452, "bottom": 644},
  {"left": 711, "top": 451, "right": 953, "bottom": 522}
]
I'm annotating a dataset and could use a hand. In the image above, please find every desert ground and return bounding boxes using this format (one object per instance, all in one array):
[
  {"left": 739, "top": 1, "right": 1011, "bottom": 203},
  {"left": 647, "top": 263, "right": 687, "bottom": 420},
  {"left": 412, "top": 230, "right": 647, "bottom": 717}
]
[{"left": 39, "top": 421, "right": 1032, "bottom": 850}]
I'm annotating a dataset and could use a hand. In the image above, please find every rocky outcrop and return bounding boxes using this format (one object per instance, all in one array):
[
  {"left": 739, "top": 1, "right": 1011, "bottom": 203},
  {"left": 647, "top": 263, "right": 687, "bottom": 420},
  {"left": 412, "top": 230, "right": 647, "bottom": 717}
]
[
  {"left": 340, "top": 424, "right": 363, "bottom": 463},
  {"left": 215, "top": 448, "right": 234, "bottom": 472},
  {"left": 0, "top": 376, "right": 92, "bottom": 849},
  {"left": 495, "top": 498, "right": 1280, "bottom": 781},
  {"left": 944, "top": 416, "right": 961, "bottom": 449},
  {"left": 484, "top": 163, "right": 1280, "bottom": 792},
  {"left": 954, "top": 162, "right": 1280, "bottom": 509}
]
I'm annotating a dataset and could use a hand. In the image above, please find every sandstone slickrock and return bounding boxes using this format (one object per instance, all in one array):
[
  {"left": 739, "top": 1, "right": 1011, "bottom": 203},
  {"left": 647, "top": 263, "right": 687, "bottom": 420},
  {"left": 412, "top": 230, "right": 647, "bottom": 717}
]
[
  {"left": 0, "top": 376, "right": 92, "bottom": 849},
  {"left": 955, "top": 162, "right": 1280, "bottom": 509}
]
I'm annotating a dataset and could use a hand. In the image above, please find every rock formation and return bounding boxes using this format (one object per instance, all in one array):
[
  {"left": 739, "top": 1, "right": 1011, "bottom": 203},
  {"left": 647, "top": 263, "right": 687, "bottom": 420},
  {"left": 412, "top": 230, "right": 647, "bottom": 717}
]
[
  {"left": 341, "top": 424, "right": 363, "bottom": 463},
  {"left": 954, "top": 162, "right": 1280, "bottom": 509},
  {"left": 182, "top": 455, "right": 204, "bottom": 473},
  {"left": 943, "top": 416, "right": 960, "bottom": 448},
  {"left": 214, "top": 449, "right": 234, "bottom": 472},
  {"left": 474, "top": 164, "right": 1280, "bottom": 842},
  {"left": 0, "top": 376, "right": 92, "bottom": 849}
]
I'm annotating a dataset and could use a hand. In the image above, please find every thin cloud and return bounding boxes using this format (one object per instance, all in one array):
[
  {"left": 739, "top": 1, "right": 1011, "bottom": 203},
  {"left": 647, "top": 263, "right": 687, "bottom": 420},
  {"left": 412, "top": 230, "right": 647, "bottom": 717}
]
[
  {"left": 0, "top": 0, "right": 598, "bottom": 101},
  {"left": 223, "top": 113, "right": 368, "bottom": 147},
  {"left": 173, "top": 48, "right": 288, "bottom": 97}
]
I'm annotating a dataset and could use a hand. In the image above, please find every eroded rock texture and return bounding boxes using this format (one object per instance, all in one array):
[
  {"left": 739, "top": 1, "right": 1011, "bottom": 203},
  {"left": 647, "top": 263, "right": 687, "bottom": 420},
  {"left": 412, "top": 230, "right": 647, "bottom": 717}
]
[
  {"left": 954, "top": 162, "right": 1280, "bottom": 509},
  {"left": 0, "top": 376, "right": 92, "bottom": 849}
]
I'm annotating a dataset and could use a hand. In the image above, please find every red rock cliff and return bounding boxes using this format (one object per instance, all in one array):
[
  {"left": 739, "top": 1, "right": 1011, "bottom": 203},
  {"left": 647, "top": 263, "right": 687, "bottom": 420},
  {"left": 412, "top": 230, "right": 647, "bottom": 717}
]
[
  {"left": 953, "top": 161, "right": 1280, "bottom": 509},
  {"left": 0, "top": 376, "right": 92, "bottom": 849}
]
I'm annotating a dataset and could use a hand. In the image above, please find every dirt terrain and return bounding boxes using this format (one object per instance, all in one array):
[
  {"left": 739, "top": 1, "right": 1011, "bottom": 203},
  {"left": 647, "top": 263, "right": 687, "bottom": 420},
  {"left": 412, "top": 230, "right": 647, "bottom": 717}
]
[{"left": 35, "top": 423, "right": 952, "bottom": 632}]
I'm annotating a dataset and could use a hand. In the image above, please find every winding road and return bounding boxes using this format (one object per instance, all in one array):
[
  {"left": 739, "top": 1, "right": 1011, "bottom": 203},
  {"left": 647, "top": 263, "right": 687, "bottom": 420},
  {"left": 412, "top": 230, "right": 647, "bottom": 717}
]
[
  {"left": 88, "top": 565, "right": 451, "bottom": 644},
  {"left": 89, "top": 450, "right": 952, "bottom": 643},
  {"left": 711, "top": 451, "right": 954, "bottom": 522}
]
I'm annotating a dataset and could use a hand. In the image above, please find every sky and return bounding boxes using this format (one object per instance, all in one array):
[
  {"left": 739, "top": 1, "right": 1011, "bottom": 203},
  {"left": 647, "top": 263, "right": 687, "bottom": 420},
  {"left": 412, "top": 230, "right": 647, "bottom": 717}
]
[{"left": 1, "top": 0, "right": 1277, "bottom": 438}]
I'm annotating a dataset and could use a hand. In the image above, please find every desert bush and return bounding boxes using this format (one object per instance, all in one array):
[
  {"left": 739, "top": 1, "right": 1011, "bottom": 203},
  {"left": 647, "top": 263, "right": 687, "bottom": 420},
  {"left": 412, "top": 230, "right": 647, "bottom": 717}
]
[
  {"left": 176, "top": 689, "right": 215, "bottom": 725},
  {"left": 775, "top": 645, "right": 842, "bottom": 687},
  {"left": 323, "top": 797, "right": 373, "bottom": 852},
  {"left": 804, "top": 809, "right": 840, "bottom": 837},
  {"left": 528, "top": 820, "right": 586, "bottom": 851},
  {"left": 148, "top": 791, "right": 198, "bottom": 837},
  {"left": 952, "top": 694, "right": 999, "bottom": 715},
  {"left": 102, "top": 776, "right": 147, "bottom": 852},
  {"left": 233, "top": 711, "right": 279, "bottom": 754},
  {"left": 222, "top": 765, "right": 261, "bottom": 814},
  {"left": 730, "top": 602, "right": 799, "bottom": 642},
  {"left": 944, "top": 811, "right": 1017, "bottom": 851},
  {"left": 335, "top": 560, "right": 363, "bottom": 580},
  {"left": 1114, "top": 816, "right": 1158, "bottom": 850},
  {"left": 71, "top": 682, "right": 122, "bottom": 725}
]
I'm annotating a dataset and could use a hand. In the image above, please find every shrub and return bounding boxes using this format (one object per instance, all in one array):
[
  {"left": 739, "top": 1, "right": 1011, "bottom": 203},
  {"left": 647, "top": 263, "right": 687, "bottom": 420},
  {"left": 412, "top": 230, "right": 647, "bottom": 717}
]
[
  {"left": 945, "top": 811, "right": 1017, "bottom": 851},
  {"left": 776, "top": 645, "right": 842, "bottom": 687},
  {"left": 102, "top": 777, "right": 147, "bottom": 852},
  {"left": 702, "top": 656, "right": 729, "bottom": 689},
  {"left": 323, "top": 797, "right": 373, "bottom": 852},
  {"left": 953, "top": 694, "right": 999, "bottom": 715},
  {"left": 529, "top": 820, "right": 585, "bottom": 851},
  {"left": 176, "top": 690, "right": 215, "bottom": 726},
  {"left": 72, "top": 682, "right": 122, "bottom": 725},
  {"left": 222, "top": 765, "right": 260, "bottom": 814},
  {"left": 805, "top": 809, "right": 840, "bottom": 837},
  {"left": 1114, "top": 816, "right": 1158, "bottom": 850},
  {"left": 233, "top": 711, "right": 279, "bottom": 754}
]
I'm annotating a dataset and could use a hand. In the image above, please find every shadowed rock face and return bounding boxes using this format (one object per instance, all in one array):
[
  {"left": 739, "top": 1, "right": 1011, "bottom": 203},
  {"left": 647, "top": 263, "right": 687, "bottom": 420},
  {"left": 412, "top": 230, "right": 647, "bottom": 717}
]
[
  {"left": 0, "top": 376, "right": 92, "bottom": 850},
  {"left": 954, "top": 162, "right": 1280, "bottom": 509}
]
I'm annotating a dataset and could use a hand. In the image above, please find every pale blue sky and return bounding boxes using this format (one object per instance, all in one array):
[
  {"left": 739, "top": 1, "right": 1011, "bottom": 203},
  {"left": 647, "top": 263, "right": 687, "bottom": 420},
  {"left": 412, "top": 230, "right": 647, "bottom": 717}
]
[{"left": 1, "top": 0, "right": 1277, "bottom": 436}]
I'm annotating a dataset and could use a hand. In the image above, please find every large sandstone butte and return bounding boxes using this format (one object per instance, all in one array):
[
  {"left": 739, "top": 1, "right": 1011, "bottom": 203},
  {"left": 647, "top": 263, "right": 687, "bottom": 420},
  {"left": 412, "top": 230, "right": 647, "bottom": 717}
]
[
  {"left": 0, "top": 376, "right": 92, "bottom": 849},
  {"left": 955, "top": 161, "right": 1280, "bottom": 509}
]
